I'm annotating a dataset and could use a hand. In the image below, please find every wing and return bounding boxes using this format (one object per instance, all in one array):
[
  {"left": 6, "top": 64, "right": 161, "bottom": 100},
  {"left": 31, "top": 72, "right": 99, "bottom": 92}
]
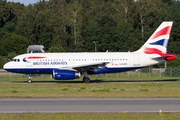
[{"left": 61, "top": 62, "right": 109, "bottom": 72}]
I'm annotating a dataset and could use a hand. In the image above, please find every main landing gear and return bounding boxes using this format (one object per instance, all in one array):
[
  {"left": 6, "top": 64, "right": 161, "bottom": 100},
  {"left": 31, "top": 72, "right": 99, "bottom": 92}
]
[
  {"left": 28, "top": 74, "right": 32, "bottom": 83},
  {"left": 83, "top": 77, "right": 90, "bottom": 83},
  {"left": 82, "top": 71, "right": 90, "bottom": 83}
]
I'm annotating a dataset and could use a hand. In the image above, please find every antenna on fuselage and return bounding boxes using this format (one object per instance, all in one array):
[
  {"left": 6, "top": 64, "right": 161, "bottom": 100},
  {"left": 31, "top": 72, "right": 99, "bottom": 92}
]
[{"left": 27, "top": 45, "right": 45, "bottom": 53}]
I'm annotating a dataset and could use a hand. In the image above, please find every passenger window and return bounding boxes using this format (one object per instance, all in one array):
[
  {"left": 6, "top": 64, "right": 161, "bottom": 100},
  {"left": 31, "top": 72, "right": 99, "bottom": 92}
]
[{"left": 17, "top": 59, "right": 20, "bottom": 62}]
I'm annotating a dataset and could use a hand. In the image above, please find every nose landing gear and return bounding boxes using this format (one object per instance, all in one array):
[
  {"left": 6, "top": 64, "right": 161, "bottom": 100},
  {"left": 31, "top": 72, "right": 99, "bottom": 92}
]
[{"left": 28, "top": 74, "right": 32, "bottom": 83}]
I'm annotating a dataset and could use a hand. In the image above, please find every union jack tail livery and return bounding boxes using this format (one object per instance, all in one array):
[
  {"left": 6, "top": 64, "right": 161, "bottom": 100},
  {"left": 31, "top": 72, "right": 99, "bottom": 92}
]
[{"left": 136, "top": 22, "right": 176, "bottom": 61}]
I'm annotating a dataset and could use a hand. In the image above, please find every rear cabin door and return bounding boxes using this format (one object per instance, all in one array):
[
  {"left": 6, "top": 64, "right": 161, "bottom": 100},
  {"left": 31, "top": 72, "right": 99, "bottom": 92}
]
[{"left": 134, "top": 54, "right": 140, "bottom": 66}]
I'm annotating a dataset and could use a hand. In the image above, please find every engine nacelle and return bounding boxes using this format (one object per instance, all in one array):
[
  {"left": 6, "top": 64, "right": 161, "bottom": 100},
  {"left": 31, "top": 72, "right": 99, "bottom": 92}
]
[{"left": 53, "top": 70, "right": 80, "bottom": 80}]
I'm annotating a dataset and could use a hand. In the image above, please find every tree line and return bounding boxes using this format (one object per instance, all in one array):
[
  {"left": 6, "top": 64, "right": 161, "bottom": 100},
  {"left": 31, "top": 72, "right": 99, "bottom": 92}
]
[{"left": 0, "top": 0, "right": 180, "bottom": 68}]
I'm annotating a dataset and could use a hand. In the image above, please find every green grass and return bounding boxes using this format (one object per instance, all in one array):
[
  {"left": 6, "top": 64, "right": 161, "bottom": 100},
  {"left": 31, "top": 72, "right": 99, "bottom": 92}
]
[
  {"left": 0, "top": 82, "right": 180, "bottom": 98},
  {"left": 0, "top": 72, "right": 180, "bottom": 98},
  {"left": 0, "top": 75, "right": 180, "bottom": 83},
  {"left": 0, "top": 71, "right": 180, "bottom": 83},
  {"left": 0, "top": 113, "right": 180, "bottom": 120}
]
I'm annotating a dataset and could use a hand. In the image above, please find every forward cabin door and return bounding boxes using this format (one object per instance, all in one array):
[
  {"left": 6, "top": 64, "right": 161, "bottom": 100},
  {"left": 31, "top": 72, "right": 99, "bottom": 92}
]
[
  {"left": 24, "top": 57, "right": 33, "bottom": 67},
  {"left": 26, "top": 61, "right": 33, "bottom": 67}
]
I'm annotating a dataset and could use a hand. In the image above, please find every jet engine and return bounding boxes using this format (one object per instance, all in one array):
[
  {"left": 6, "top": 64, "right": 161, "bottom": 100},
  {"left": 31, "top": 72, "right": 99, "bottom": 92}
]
[{"left": 53, "top": 70, "right": 80, "bottom": 80}]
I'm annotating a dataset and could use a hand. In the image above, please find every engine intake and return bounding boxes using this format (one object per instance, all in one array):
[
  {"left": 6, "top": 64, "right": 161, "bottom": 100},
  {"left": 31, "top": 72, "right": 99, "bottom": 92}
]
[{"left": 53, "top": 70, "right": 80, "bottom": 80}]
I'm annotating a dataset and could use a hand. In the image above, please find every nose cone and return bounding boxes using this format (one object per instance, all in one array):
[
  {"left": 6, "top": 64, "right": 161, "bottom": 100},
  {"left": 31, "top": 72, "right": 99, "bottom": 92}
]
[{"left": 3, "top": 62, "right": 10, "bottom": 71}]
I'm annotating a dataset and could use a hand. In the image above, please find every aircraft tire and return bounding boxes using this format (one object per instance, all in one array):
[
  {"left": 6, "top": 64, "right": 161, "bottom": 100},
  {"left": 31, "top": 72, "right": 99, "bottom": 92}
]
[
  {"left": 28, "top": 79, "right": 32, "bottom": 83},
  {"left": 83, "top": 77, "right": 90, "bottom": 83}
]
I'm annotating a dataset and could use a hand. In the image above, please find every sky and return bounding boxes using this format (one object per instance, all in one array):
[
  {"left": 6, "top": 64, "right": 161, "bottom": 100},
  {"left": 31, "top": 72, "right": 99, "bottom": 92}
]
[{"left": 7, "top": 0, "right": 42, "bottom": 6}]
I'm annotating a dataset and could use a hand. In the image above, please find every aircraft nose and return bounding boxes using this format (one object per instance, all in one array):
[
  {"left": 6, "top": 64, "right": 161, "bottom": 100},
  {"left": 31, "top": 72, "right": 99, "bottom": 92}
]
[{"left": 3, "top": 62, "right": 10, "bottom": 71}]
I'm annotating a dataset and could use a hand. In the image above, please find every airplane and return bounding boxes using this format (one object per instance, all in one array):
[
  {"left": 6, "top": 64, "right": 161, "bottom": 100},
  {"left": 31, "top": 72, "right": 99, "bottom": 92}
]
[{"left": 3, "top": 21, "right": 176, "bottom": 83}]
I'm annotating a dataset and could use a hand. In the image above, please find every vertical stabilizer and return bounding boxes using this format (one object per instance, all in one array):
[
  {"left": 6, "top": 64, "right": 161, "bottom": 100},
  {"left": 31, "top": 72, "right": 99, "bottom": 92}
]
[{"left": 138, "top": 22, "right": 173, "bottom": 54}]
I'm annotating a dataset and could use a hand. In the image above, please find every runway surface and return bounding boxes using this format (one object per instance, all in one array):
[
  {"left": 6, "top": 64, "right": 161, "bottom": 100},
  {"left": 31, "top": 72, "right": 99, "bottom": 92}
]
[{"left": 0, "top": 98, "right": 180, "bottom": 113}]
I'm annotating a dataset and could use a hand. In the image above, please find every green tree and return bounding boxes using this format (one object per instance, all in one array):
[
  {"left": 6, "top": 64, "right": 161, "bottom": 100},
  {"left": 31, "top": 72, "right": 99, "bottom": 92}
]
[
  {"left": 65, "top": 0, "right": 83, "bottom": 52},
  {"left": 114, "top": 0, "right": 134, "bottom": 23},
  {"left": 167, "top": 1, "right": 180, "bottom": 54},
  {"left": 48, "top": 46, "right": 65, "bottom": 52},
  {"left": 0, "top": 32, "right": 29, "bottom": 56}
]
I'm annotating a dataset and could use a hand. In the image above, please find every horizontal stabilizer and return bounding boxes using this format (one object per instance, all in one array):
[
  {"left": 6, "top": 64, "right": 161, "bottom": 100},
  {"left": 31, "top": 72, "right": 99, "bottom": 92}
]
[{"left": 152, "top": 54, "right": 176, "bottom": 61}]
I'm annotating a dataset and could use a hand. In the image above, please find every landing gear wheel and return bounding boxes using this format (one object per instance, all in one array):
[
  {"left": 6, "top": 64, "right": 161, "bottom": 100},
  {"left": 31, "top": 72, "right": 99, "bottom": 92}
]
[
  {"left": 83, "top": 77, "right": 90, "bottom": 83},
  {"left": 28, "top": 79, "right": 32, "bottom": 83},
  {"left": 28, "top": 74, "right": 32, "bottom": 83}
]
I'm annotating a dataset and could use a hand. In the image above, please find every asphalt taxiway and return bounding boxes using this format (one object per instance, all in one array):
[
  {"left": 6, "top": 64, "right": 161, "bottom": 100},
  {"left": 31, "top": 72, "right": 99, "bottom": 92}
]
[{"left": 0, "top": 98, "right": 180, "bottom": 113}]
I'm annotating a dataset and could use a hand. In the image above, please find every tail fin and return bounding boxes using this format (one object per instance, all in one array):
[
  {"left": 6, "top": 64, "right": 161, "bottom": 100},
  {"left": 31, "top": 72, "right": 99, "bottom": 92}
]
[
  {"left": 138, "top": 21, "right": 173, "bottom": 53},
  {"left": 137, "top": 21, "right": 176, "bottom": 61}
]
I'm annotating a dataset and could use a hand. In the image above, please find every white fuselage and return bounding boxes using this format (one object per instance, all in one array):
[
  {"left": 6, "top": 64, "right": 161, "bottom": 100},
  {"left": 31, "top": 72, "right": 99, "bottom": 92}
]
[{"left": 3, "top": 52, "right": 165, "bottom": 75}]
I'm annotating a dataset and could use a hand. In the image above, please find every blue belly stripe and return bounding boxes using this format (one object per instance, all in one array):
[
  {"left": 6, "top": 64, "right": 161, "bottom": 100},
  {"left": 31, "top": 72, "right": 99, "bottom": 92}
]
[{"left": 5, "top": 67, "right": 143, "bottom": 75}]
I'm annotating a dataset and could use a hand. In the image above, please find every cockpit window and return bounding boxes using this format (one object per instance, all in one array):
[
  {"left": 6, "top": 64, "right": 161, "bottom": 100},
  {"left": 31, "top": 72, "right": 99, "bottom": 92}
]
[{"left": 11, "top": 59, "right": 20, "bottom": 62}]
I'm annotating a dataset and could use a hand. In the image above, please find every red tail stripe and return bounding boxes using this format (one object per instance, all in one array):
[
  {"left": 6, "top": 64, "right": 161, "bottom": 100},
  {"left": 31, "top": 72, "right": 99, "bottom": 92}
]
[
  {"left": 144, "top": 47, "right": 176, "bottom": 61},
  {"left": 144, "top": 48, "right": 164, "bottom": 56},
  {"left": 150, "top": 26, "right": 171, "bottom": 40}
]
